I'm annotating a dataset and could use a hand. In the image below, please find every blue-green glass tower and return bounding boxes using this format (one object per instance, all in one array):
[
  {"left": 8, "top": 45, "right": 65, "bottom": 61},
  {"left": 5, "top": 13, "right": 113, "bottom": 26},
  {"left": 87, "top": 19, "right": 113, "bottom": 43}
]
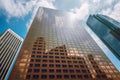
[{"left": 87, "top": 14, "right": 120, "bottom": 60}]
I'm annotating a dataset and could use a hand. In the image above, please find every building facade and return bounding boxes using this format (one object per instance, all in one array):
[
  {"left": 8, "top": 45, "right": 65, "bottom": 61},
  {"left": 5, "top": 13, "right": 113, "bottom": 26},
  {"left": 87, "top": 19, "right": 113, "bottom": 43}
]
[
  {"left": 87, "top": 14, "right": 120, "bottom": 60},
  {"left": 9, "top": 7, "right": 120, "bottom": 80},
  {"left": 0, "top": 29, "right": 23, "bottom": 80}
]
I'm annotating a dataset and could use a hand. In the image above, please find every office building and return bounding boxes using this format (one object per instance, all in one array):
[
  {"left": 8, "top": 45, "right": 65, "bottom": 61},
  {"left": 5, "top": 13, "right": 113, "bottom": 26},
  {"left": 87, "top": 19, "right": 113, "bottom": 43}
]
[
  {"left": 0, "top": 29, "right": 23, "bottom": 80},
  {"left": 9, "top": 7, "right": 120, "bottom": 80},
  {"left": 87, "top": 14, "right": 120, "bottom": 60}
]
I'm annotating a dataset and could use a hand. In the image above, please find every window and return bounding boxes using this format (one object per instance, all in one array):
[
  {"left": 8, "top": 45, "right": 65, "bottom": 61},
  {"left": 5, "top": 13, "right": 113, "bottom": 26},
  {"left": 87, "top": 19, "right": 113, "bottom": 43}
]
[
  {"left": 55, "top": 60, "right": 60, "bottom": 63},
  {"left": 41, "top": 75, "right": 47, "bottom": 79},
  {"left": 78, "top": 75, "right": 82, "bottom": 79},
  {"left": 42, "top": 64, "right": 47, "bottom": 67},
  {"left": 33, "top": 45, "right": 37, "bottom": 47},
  {"left": 73, "top": 60, "right": 76, "bottom": 63},
  {"left": 32, "top": 48, "right": 36, "bottom": 50},
  {"left": 32, "top": 51, "right": 35, "bottom": 54},
  {"left": 30, "top": 59, "right": 34, "bottom": 62},
  {"left": 64, "top": 75, "right": 69, "bottom": 79},
  {"left": 55, "top": 56, "right": 59, "bottom": 58},
  {"left": 36, "top": 59, "right": 40, "bottom": 62},
  {"left": 80, "top": 65, "right": 84, "bottom": 68},
  {"left": 55, "top": 52, "right": 59, "bottom": 55},
  {"left": 61, "top": 56, "right": 65, "bottom": 59},
  {"left": 30, "top": 64, "right": 33, "bottom": 67},
  {"left": 49, "top": 64, "right": 54, "bottom": 67},
  {"left": 96, "top": 75, "right": 101, "bottom": 78},
  {"left": 63, "top": 69, "right": 68, "bottom": 73},
  {"left": 36, "top": 55, "right": 41, "bottom": 58},
  {"left": 38, "top": 45, "right": 42, "bottom": 47},
  {"left": 82, "top": 70, "right": 86, "bottom": 73},
  {"left": 68, "top": 61, "right": 71, "bottom": 63},
  {"left": 61, "top": 53, "right": 64, "bottom": 55},
  {"left": 26, "top": 75, "right": 30, "bottom": 79},
  {"left": 84, "top": 75, "right": 89, "bottom": 78},
  {"left": 34, "top": 42, "right": 37, "bottom": 44},
  {"left": 55, "top": 50, "right": 58, "bottom": 51},
  {"left": 33, "top": 75, "right": 39, "bottom": 79},
  {"left": 43, "top": 60, "right": 47, "bottom": 62},
  {"left": 79, "top": 61, "right": 83, "bottom": 64},
  {"left": 75, "top": 65, "right": 79, "bottom": 68},
  {"left": 66, "top": 57, "right": 70, "bottom": 59},
  {"left": 28, "top": 69, "right": 32, "bottom": 73},
  {"left": 35, "top": 64, "right": 40, "bottom": 67},
  {"left": 34, "top": 69, "right": 40, "bottom": 73},
  {"left": 31, "top": 55, "right": 35, "bottom": 58},
  {"left": 37, "top": 52, "right": 41, "bottom": 54},
  {"left": 72, "top": 57, "right": 75, "bottom": 59},
  {"left": 76, "top": 70, "right": 80, "bottom": 73},
  {"left": 49, "top": 52, "right": 53, "bottom": 54},
  {"left": 56, "top": 69, "right": 61, "bottom": 73},
  {"left": 42, "top": 69, "right": 47, "bottom": 72},
  {"left": 49, "top": 56, "right": 53, "bottom": 58},
  {"left": 43, "top": 56, "right": 47, "bottom": 58},
  {"left": 60, "top": 50, "right": 63, "bottom": 52},
  {"left": 62, "top": 65, "right": 67, "bottom": 67},
  {"left": 56, "top": 64, "right": 60, "bottom": 67},
  {"left": 56, "top": 75, "right": 62, "bottom": 79},
  {"left": 38, "top": 48, "right": 42, "bottom": 50},
  {"left": 49, "top": 60, "right": 54, "bottom": 62},
  {"left": 62, "top": 60, "right": 66, "bottom": 63},
  {"left": 69, "top": 70, "right": 74, "bottom": 73},
  {"left": 71, "top": 75, "right": 76, "bottom": 78},
  {"left": 69, "top": 65, "right": 73, "bottom": 68},
  {"left": 49, "top": 75, "right": 55, "bottom": 79},
  {"left": 101, "top": 75, "right": 107, "bottom": 78},
  {"left": 49, "top": 69, "right": 54, "bottom": 72}
]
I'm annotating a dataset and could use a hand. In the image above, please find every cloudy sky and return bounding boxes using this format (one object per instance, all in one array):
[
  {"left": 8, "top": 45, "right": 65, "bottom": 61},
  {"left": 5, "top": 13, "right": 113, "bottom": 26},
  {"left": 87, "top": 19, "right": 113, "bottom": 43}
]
[
  {"left": 0, "top": 0, "right": 120, "bottom": 38},
  {"left": 0, "top": 0, "right": 120, "bottom": 70}
]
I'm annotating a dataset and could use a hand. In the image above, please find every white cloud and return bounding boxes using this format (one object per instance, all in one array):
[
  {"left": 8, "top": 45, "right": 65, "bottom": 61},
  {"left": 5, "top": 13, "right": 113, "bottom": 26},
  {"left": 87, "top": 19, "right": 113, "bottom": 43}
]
[
  {"left": 0, "top": 0, "right": 34, "bottom": 17},
  {"left": 37, "top": 0, "right": 55, "bottom": 9},
  {"left": 105, "top": 0, "right": 114, "bottom": 5},
  {"left": 1, "top": 0, "right": 120, "bottom": 29},
  {"left": 93, "top": 0, "right": 100, "bottom": 3},
  {"left": 25, "top": 0, "right": 56, "bottom": 30},
  {"left": 71, "top": 2, "right": 89, "bottom": 20},
  {"left": 0, "top": 0, "right": 56, "bottom": 30},
  {"left": 0, "top": 0, "right": 55, "bottom": 18},
  {"left": 69, "top": 0, "right": 120, "bottom": 22},
  {"left": 102, "top": 1, "right": 120, "bottom": 22}
]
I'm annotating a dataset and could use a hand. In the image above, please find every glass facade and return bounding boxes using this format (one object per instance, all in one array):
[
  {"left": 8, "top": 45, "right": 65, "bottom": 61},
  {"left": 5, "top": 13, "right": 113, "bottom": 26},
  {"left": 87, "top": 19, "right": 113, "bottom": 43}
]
[
  {"left": 8, "top": 7, "right": 120, "bottom": 80},
  {"left": 87, "top": 14, "right": 120, "bottom": 60}
]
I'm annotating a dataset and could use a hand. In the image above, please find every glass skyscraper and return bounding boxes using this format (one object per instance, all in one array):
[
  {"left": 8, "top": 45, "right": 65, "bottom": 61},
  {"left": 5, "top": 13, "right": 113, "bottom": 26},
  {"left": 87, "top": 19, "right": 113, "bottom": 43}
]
[
  {"left": 0, "top": 29, "right": 23, "bottom": 80},
  {"left": 87, "top": 14, "right": 120, "bottom": 60},
  {"left": 8, "top": 7, "right": 120, "bottom": 80}
]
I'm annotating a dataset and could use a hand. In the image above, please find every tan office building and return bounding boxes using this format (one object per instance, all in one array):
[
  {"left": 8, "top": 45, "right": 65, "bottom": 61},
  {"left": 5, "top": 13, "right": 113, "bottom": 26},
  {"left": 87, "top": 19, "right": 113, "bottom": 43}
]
[{"left": 9, "top": 7, "right": 120, "bottom": 80}]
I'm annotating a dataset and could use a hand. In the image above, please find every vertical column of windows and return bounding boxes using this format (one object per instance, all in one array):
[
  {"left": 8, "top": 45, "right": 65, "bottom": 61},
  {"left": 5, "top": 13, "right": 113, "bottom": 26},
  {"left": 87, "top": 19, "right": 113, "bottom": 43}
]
[
  {"left": 1, "top": 32, "right": 11, "bottom": 57},
  {"left": 1, "top": 33, "right": 14, "bottom": 62},
  {"left": 1, "top": 34, "right": 16, "bottom": 80},
  {"left": 1, "top": 37, "right": 20, "bottom": 79},
  {"left": 1, "top": 32, "right": 9, "bottom": 43}
]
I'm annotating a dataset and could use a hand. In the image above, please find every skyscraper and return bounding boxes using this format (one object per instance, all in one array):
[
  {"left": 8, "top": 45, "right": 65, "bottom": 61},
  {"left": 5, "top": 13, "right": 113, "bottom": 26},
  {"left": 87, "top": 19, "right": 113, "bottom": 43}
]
[
  {"left": 8, "top": 7, "right": 120, "bottom": 80},
  {"left": 0, "top": 29, "right": 23, "bottom": 80},
  {"left": 87, "top": 14, "right": 120, "bottom": 60}
]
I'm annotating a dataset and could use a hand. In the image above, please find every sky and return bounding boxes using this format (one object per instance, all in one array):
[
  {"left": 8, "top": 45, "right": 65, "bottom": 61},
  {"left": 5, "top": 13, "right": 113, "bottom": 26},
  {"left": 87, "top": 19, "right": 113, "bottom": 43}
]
[{"left": 0, "top": 0, "right": 120, "bottom": 71}]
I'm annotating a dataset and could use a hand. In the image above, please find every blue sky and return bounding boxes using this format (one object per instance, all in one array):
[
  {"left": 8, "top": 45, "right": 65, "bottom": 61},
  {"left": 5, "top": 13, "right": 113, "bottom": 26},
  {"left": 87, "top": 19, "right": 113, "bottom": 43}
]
[{"left": 0, "top": 0, "right": 120, "bottom": 71}]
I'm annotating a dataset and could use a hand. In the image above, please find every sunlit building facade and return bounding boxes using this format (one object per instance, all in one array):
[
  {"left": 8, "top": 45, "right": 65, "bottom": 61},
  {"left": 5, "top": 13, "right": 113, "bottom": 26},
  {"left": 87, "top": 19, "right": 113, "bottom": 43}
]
[
  {"left": 87, "top": 14, "right": 120, "bottom": 60},
  {"left": 0, "top": 29, "right": 23, "bottom": 80},
  {"left": 9, "top": 7, "right": 120, "bottom": 80}
]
